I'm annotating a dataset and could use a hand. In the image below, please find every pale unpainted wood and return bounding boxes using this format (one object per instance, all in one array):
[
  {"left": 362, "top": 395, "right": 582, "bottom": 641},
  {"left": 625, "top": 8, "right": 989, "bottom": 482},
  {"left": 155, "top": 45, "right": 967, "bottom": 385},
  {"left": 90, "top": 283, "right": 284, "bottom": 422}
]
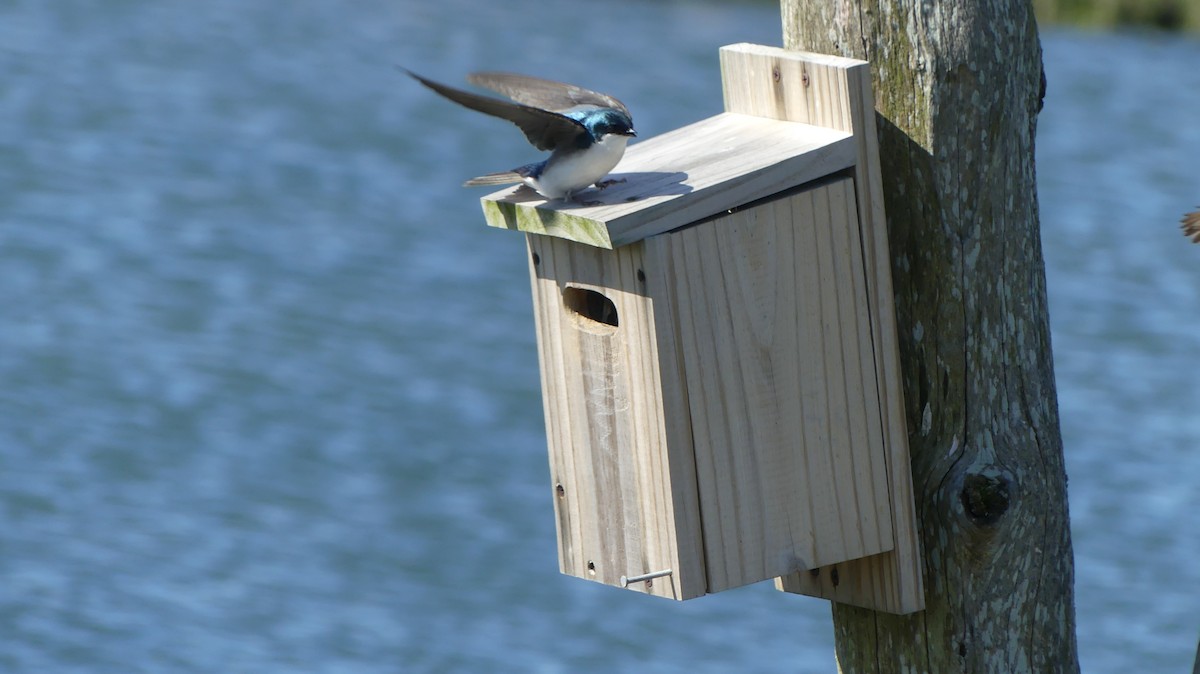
[
  {"left": 775, "top": 166, "right": 916, "bottom": 613},
  {"left": 803, "top": 51, "right": 923, "bottom": 615},
  {"left": 481, "top": 113, "right": 856, "bottom": 248},
  {"left": 720, "top": 43, "right": 923, "bottom": 614},
  {"left": 816, "top": 177, "right": 896, "bottom": 560},
  {"left": 649, "top": 177, "right": 893, "bottom": 593},
  {"left": 525, "top": 233, "right": 706, "bottom": 599},
  {"left": 720, "top": 43, "right": 863, "bottom": 131}
]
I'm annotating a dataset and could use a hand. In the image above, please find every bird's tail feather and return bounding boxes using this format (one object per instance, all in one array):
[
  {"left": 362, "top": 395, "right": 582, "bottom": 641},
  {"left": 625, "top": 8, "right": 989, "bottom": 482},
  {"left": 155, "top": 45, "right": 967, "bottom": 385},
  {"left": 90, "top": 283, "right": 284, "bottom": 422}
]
[{"left": 464, "top": 172, "right": 523, "bottom": 187}]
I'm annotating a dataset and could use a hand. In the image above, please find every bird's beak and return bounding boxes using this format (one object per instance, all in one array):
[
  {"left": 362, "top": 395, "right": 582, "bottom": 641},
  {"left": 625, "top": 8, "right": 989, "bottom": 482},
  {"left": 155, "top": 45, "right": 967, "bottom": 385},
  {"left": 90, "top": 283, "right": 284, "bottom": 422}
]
[{"left": 626, "top": 129, "right": 638, "bottom": 137}]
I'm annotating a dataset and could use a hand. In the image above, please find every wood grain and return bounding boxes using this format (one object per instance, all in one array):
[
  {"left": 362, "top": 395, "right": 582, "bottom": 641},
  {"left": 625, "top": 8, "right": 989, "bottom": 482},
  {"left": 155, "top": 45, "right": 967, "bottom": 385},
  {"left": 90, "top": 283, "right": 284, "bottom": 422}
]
[
  {"left": 525, "top": 233, "right": 706, "bottom": 599},
  {"left": 719, "top": 43, "right": 924, "bottom": 614},
  {"left": 650, "top": 177, "right": 895, "bottom": 593}
]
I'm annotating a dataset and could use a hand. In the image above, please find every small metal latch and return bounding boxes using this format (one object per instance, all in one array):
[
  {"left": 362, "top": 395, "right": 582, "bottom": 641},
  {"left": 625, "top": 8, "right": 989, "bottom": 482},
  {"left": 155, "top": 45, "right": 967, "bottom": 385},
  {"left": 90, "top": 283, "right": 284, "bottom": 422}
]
[{"left": 619, "top": 568, "right": 673, "bottom": 587}]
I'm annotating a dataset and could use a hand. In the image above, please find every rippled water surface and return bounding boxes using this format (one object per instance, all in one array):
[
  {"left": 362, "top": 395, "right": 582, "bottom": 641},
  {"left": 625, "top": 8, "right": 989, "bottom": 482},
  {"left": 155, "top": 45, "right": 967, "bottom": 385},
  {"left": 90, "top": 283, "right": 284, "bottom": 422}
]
[{"left": 1, "top": 1, "right": 1197, "bottom": 671}]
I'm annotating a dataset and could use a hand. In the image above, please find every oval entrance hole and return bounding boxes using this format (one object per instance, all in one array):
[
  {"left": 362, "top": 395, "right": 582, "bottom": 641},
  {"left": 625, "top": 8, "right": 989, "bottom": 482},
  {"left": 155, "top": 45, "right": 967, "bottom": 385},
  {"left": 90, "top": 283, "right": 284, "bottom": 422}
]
[{"left": 563, "top": 286, "right": 619, "bottom": 331}]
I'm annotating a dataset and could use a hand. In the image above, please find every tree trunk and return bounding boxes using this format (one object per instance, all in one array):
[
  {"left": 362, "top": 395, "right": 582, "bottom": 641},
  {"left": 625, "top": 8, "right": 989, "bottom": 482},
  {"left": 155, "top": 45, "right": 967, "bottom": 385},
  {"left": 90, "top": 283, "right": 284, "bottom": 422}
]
[{"left": 780, "top": 1, "right": 1080, "bottom": 671}]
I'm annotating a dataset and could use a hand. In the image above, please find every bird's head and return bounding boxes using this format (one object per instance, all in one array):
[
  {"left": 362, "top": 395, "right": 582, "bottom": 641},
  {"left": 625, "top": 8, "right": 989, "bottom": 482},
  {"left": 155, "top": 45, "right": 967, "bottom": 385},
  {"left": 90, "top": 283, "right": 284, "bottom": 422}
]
[{"left": 583, "top": 108, "right": 637, "bottom": 141}]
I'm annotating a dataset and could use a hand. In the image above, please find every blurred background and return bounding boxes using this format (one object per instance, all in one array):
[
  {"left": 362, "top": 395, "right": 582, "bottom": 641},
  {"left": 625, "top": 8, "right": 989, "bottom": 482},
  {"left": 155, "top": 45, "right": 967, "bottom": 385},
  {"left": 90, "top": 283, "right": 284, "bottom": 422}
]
[{"left": 1, "top": 0, "right": 1197, "bottom": 672}]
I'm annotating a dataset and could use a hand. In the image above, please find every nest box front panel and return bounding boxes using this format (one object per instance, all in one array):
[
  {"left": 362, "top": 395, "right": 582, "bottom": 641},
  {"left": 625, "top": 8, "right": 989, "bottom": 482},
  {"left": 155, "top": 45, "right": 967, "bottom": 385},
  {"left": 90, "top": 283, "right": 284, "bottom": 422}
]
[
  {"left": 646, "top": 176, "right": 895, "bottom": 593},
  {"left": 525, "top": 234, "right": 707, "bottom": 600}
]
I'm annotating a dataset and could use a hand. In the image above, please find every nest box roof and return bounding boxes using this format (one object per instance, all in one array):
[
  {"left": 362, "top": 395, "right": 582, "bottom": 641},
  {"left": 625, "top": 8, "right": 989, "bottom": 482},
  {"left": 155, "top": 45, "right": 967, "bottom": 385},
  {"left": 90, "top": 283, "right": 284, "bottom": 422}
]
[{"left": 479, "top": 112, "right": 855, "bottom": 249}]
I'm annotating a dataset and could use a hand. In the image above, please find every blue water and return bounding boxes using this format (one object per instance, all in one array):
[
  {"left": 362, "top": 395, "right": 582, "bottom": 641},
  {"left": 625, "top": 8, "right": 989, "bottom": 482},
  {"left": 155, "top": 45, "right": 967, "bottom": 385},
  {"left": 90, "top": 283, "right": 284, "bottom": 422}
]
[
  {"left": 1039, "top": 30, "right": 1200, "bottom": 673},
  {"left": 0, "top": 0, "right": 1197, "bottom": 671}
]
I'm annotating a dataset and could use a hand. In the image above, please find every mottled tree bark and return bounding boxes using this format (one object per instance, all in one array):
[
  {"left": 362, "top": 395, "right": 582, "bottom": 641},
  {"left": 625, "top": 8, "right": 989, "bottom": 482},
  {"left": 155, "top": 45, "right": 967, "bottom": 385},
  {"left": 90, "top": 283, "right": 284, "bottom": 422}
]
[{"left": 780, "top": 1, "right": 1080, "bottom": 671}]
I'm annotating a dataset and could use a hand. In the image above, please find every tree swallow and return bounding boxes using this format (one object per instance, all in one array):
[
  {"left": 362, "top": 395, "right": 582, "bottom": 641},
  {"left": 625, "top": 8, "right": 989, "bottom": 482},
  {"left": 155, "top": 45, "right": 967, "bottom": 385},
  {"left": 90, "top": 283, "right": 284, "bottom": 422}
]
[
  {"left": 1182, "top": 209, "right": 1200, "bottom": 243},
  {"left": 405, "top": 69, "right": 636, "bottom": 201}
]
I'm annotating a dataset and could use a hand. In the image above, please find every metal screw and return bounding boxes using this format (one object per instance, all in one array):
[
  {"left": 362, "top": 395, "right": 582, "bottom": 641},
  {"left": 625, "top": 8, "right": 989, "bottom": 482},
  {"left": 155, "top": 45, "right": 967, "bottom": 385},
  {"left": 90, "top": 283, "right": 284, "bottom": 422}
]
[{"left": 620, "top": 568, "right": 673, "bottom": 587}]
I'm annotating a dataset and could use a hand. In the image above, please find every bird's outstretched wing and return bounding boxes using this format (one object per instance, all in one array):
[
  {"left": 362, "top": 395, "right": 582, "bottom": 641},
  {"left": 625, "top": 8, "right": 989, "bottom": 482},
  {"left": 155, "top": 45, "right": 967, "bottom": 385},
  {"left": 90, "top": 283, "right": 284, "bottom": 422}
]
[
  {"left": 404, "top": 70, "right": 585, "bottom": 151},
  {"left": 1182, "top": 209, "right": 1200, "bottom": 243},
  {"left": 466, "top": 72, "right": 630, "bottom": 117}
]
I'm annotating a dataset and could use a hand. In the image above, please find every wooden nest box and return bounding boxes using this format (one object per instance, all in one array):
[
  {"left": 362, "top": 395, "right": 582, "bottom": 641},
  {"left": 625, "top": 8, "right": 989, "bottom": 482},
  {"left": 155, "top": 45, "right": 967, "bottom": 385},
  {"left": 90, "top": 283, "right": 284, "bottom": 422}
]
[{"left": 479, "top": 44, "right": 923, "bottom": 614}]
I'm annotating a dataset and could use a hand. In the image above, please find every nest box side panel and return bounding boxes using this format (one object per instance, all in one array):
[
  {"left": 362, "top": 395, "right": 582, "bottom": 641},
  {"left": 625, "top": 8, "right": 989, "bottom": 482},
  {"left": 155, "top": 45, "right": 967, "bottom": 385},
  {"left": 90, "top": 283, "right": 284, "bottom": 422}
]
[
  {"left": 719, "top": 42, "right": 923, "bottom": 614},
  {"left": 524, "top": 234, "right": 705, "bottom": 600},
  {"left": 658, "top": 177, "right": 894, "bottom": 594}
]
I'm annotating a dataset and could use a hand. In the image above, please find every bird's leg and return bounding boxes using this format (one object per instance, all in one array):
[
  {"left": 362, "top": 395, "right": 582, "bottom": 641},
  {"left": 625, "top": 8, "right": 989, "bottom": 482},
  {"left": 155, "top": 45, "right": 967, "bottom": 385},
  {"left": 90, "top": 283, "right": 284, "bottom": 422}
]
[
  {"left": 562, "top": 188, "right": 604, "bottom": 207},
  {"left": 594, "top": 177, "right": 627, "bottom": 190}
]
